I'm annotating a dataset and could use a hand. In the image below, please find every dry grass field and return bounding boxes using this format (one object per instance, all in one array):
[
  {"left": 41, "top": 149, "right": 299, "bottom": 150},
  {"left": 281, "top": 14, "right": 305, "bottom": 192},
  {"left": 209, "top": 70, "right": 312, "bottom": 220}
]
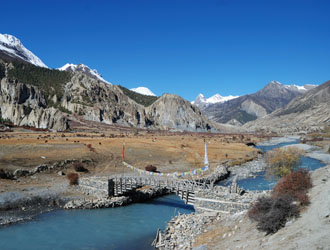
[{"left": 0, "top": 126, "right": 262, "bottom": 192}]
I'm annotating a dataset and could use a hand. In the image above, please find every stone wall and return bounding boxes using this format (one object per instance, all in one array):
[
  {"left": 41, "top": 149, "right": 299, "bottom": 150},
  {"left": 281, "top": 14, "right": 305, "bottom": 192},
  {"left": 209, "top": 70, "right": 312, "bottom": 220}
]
[
  {"left": 0, "top": 159, "right": 78, "bottom": 179},
  {"left": 78, "top": 176, "right": 109, "bottom": 198},
  {"left": 194, "top": 184, "right": 268, "bottom": 214}
]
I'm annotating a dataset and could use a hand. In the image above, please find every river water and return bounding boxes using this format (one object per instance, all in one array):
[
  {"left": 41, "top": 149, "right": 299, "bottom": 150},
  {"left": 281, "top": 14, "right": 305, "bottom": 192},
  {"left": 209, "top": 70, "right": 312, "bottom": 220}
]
[
  {"left": 0, "top": 195, "right": 193, "bottom": 250},
  {"left": 0, "top": 138, "right": 326, "bottom": 249},
  {"left": 219, "top": 138, "right": 326, "bottom": 191}
]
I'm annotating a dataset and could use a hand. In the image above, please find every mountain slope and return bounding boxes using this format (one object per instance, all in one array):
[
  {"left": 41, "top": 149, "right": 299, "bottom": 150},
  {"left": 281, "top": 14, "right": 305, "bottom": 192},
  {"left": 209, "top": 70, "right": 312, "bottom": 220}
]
[
  {"left": 146, "top": 94, "right": 212, "bottom": 131},
  {"left": 58, "top": 63, "right": 110, "bottom": 84},
  {"left": 118, "top": 86, "right": 158, "bottom": 107},
  {"left": 0, "top": 33, "right": 47, "bottom": 68},
  {"left": 244, "top": 80, "right": 330, "bottom": 133},
  {"left": 203, "top": 81, "right": 316, "bottom": 125},
  {"left": 0, "top": 56, "right": 226, "bottom": 132}
]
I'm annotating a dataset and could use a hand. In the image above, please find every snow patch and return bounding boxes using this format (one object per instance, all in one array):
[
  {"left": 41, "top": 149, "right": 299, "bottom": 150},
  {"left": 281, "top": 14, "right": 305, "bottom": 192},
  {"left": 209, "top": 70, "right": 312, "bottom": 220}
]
[
  {"left": 130, "top": 87, "right": 156, "bottom": 96},
  {"left": 192, "top": 93, "right": 239, "bottom": 105},
  {"left": 268, "top": 80, "right": 317, "bottom": 93},
  {"left": 58, "top": 63, "right": 111, "bottom": 84},
  {"left": 0, "top": 33, "right": 48, "bottom": 68}
]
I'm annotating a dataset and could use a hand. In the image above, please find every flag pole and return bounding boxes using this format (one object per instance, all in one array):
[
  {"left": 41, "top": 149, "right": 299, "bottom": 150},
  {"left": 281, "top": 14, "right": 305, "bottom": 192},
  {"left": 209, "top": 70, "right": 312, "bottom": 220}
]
[
  {"left": 122, "top": 141, "right": 125, "bottom": 176},
  {"left": 204, "top": 141, "right": 209, "bottom": 166}
]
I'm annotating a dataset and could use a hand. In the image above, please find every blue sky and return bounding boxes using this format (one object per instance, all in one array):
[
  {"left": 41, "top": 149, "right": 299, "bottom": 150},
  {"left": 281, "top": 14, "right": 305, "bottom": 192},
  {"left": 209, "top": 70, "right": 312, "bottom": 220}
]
[{"left": 2, "top": 0, "right": 330, "bottom": 100}]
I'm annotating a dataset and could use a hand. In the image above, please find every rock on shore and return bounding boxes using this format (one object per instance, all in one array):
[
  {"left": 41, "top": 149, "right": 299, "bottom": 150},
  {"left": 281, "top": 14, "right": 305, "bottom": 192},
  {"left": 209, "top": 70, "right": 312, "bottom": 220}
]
[
  {"left": 156, "top": 212, "right": 221, "bottom": 249},
  {"left": 64, "top": 186, "right": 171, "bottom": 209}
]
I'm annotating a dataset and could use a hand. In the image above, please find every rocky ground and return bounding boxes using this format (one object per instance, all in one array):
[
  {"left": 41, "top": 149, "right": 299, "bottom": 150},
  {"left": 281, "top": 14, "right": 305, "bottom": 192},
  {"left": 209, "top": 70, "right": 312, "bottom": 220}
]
[
  {"left": 155, "top": 137, "right": 330, "bottom": 250},
  {"left": 0, "top": 183, "right": 69, "bottom": 225},
  {"left": 191, "top": 164, "right": 330, "bottom": 250},
  {"left": 155, "top": 163, "right": 330, "bottom": 250}
]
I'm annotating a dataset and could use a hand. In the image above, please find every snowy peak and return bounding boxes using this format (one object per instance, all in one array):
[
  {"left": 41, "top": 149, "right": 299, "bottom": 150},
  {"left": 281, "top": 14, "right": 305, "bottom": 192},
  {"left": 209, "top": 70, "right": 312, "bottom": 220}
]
[
  {"left": 0, "top": 33, "right": 48, "bottom": 68},
  {"left": 192, "top": 93, "right": 207, "bottom": 105},
  {"left": 58, "top": 63, "right": 111, "bottom": 84},
  {"left": 284, "top": 84, "right": 317, "bottom": 93},
  {"left": 207, "top": 94, "right": 239, "bottom": 103},
  {"left": 130, "top": 87, "right": 156, "bottom": 96},
  {"left": 192, "top": 93, "right": 239, "bottom": 106},
  {"left": 265, "top": 80, "right": 316, "bottom": 93}
]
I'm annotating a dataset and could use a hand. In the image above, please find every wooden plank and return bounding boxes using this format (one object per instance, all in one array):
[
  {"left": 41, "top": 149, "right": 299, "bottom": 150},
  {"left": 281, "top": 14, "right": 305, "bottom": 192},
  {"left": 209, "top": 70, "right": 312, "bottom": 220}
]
[{"left": 108, "top": 179, "right": 115, "bottom": 197}]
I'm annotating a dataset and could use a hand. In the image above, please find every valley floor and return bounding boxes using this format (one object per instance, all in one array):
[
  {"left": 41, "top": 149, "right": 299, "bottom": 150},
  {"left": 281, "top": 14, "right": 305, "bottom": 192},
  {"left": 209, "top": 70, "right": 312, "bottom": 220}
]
[{"left": 0, "top": 127, "right": 260, "bottom": 225}]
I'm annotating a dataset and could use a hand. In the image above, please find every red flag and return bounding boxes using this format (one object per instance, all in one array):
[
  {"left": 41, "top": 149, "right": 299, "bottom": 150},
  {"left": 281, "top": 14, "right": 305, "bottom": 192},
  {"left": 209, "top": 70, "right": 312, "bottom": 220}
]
[{"left": 122, "top": 143, "right": 125, "bottom": 161}]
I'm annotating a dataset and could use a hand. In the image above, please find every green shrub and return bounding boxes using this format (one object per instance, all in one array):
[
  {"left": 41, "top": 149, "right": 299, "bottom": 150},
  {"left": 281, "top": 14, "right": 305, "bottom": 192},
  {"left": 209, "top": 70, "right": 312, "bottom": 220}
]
[{"left": 0, "top": 117, "right": 12, "bottom": 125}]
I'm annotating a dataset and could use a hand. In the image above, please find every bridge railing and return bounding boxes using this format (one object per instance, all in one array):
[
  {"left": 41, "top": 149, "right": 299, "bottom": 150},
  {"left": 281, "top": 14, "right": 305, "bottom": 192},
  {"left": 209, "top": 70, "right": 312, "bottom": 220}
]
[{"left": 113, "top": 175, "right": 211, "bottom": 191}]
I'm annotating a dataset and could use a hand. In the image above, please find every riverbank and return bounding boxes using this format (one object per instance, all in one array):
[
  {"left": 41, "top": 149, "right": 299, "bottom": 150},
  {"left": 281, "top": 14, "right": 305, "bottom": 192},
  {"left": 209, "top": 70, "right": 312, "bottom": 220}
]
[
  {"left": 0, "top": 185, "right": 68, "bottom": 226},
  {"left": 227, "top": 136, "right": 330, "bottom": 183},
  {"left": 156, "top": 189, "right": 267, "bottom": 249},
  {"left": 0, "top": 153, "right": 249, "bottom": 227},
  {"left": 64, "top": 186, "right": 171, "bottom": 209},
  {"left": 156, "top": 136, "right": 330, "bottom": 249},
  {"left": 191, "top": 164, "right": 330, "bottom": 249}
]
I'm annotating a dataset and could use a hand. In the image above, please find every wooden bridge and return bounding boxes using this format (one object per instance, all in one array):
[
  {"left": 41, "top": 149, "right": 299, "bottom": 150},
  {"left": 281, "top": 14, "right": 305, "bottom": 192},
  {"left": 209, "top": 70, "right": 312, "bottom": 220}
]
[{"left": 108, "top": 176, "right": 213, "bottom": 205}]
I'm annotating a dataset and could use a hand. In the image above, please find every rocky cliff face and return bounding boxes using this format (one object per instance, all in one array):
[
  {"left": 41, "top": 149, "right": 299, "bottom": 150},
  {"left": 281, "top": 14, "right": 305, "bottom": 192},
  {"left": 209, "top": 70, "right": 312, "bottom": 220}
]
[
  {"left": 0, "top": 58, "right": 225, "bottom": 132},
  {"left": 0, "top": 77, "right": 68, "bottom": 131},
  {"left": 146, "top": 94, "right": 212, "bottom": 132},
  {"left": 244, "top": 80, "right": 330, "bottom": 133},
  {"left": 60, "top": 73, "right": 149, "bottom": 128}
]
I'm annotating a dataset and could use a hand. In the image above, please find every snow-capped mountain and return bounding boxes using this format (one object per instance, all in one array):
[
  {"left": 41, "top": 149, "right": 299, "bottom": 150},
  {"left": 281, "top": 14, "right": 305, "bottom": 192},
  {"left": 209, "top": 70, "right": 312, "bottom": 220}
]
[
  {"left": 264, "top": 81, "right": 316, "bottom": 94},
  {"left": 203, "top": 80, "right": 318, "bottom": 125},
  {"left": 0, "top": 33, "right": 48, "bottom": 68},
  {"left": 284, "top": 83, "right": 317, "bottom": 93},
  {"left": 192, "top": 93, "right": 239, "bottom": 106},
  {"left": 58, "top": 63, "right": 111, "bottom": 84},
  {"left": 130, "top": 87, "right": 156, "bottom": 96}
]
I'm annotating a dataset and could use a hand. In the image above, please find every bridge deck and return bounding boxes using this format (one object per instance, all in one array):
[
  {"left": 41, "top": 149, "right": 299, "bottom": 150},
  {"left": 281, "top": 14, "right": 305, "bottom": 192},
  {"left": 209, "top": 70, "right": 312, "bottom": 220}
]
[{"left": 109, "top": 175, "right": 210, "bottom": 205}]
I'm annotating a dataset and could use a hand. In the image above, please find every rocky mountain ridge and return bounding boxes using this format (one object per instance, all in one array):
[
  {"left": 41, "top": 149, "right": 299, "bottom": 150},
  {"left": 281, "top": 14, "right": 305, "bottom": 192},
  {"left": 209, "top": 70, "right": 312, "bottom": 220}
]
[
  {"left": 244, "top": 80, "right": 330, "bottom": 133},
  {"left": 0, "top": 55, "right": 231, "bottom": 132},
  {"left": 202, "top": 80, "right": 316, "bottom": 125},
  {"left": 58, "top": 63, "right": 110, "bottom": 84}
]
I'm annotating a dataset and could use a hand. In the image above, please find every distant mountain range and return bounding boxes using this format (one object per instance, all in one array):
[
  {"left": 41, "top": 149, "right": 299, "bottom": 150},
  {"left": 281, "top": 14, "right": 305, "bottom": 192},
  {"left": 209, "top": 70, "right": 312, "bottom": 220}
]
[
  {"left": 1, "top": 32, "right": 327, "bottom": 134},
  {"left": 244, "top": 80, "right": 330, "bottom": 133},
  {"left": 192, "top": 93, "right": 239, "bottom": 107},
  {"left": 201, "top": 80, "right": 317, "bottom": 126}
]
